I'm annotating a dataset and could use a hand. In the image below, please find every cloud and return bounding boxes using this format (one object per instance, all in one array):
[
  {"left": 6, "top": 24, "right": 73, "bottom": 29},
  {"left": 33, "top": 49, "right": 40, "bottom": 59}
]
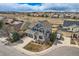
[
  {"left": 38, "top": 3, "right": 79, "bottom": 12},
  {"left": 0, "top": 3, "right": 79, "bottom": 12},
  {"left": 0, "top": 3, "right": 34, "bottom": 12}
]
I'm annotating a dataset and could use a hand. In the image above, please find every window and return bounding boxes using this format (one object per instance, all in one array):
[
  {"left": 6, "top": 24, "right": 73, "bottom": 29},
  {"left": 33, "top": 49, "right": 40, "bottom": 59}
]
[{"left": 39, "top": 36, "right": 43, "bottom": 39}]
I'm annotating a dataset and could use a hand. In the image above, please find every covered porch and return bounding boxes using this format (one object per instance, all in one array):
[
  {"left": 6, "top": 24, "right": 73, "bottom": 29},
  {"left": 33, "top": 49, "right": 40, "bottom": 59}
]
[{"left": 25, "top": 29, "right": 45, "bottom": 42}]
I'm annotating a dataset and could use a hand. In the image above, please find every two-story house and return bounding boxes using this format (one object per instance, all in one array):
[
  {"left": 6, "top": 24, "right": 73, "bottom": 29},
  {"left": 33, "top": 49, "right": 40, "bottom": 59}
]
[
  {"left": 25, "top": 20, "right": 52, "bottom": 42},
  {"left": 63, "top": 20, "right": 79, "bottom": 32}
]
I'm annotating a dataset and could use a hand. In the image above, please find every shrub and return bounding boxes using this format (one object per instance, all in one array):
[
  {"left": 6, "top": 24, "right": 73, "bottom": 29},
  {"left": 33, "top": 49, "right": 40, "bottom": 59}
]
[
  {"left": 10, "top": 32, "right": 20, "bottom": 42},
  {"left": 50, "top": 32, "right": 56, "bottom": 43}
]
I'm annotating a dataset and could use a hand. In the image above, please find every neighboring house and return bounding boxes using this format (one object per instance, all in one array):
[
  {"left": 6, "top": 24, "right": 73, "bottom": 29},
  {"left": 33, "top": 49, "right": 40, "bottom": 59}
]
[
  {"left": 63, "top": 20, "right": 79, "bottom": 32},
  {"left": 4, "top": 19, "right": 23, "bottom": 32},
  {"left": 11, "top": 20, "right": 23, "bottom": 31},
  {"left": 4, "top": 18, "right": 14, "bottom": 24},
  {"left": 0, "top": 17, "right": 24, "bottom": 37},
  {"left": 25, "top": 20, "right": 52, "bottom": 42},
  {"left": 51, "top": 14, "right": 59, "bottom": 18},
  {"left": 20, "top": 21, "right": 31, "bottom": 31},
  {"left": 0, "top": 16, "right": 5, "bottom": 21},
  {"left": 0, "top": 29, "right": 9, "bottom": 37}
]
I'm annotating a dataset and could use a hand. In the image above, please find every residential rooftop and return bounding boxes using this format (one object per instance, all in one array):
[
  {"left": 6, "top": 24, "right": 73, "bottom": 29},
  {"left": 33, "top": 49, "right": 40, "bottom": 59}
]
[{"left": 63, "top": 20, "right": 79, "bottom": 27}]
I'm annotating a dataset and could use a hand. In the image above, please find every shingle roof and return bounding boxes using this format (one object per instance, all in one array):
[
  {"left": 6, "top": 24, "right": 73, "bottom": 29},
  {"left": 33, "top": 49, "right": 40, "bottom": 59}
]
[
  {"left": 29, "top": 20, "right": 51, "bottom": 29},
  {"left": 63, "top": 20, "right": 79, "bottom": 27},
  {"left": 37, "top": 20, "right": 51, "bottom": 28}
]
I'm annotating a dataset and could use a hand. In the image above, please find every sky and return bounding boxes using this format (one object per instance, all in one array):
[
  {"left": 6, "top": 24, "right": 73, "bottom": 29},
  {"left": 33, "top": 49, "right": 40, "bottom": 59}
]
[{"left": 0, "top": 3, "right": 79, "bottom": 12}]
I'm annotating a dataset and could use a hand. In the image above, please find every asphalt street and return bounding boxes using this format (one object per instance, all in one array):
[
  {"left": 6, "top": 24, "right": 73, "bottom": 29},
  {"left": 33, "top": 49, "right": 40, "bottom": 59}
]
[
  {"left": 0, "top": 41, "right": 27, "bottom": 56},
  {"left": 43, "top": 46, "right": 79, "bottom": 56},
  {"left": 0, "top": 41, "right": 79, "bottom": 56}
]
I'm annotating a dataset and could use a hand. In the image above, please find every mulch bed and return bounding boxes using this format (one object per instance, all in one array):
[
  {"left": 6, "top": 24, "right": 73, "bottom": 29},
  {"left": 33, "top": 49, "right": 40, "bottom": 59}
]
[{"left": 23, "top": 41, "right": 51, "bottom": 52}]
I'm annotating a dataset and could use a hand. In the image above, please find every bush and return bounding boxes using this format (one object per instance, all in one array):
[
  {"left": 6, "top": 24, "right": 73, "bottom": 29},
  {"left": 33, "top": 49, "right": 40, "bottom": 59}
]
[
  {"left": 50, "top": 32, "right": 56, "bottom": 43},
  {"left": 10, "top": 32, "right": 20, "bottom": 42}
]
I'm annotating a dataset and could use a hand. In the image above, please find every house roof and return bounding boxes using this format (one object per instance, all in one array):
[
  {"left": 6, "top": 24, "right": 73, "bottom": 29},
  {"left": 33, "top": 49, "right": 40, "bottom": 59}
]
[
  {"left": 0, "top": 16, "right": 4, "bottom": 20},
  {"left": 5, "top": 18, "right": 14, "bottom": 24},
  {"left": 25, "top": 20, "right": 51, "bottom": 35},
  {"left": 36, "top": 20, "right": 51, "bottom": 28},
  {"left": 25, "top": 29, "right": 44, "bottom": 35},
  {"left": 63, "top": 20, "right": 79, "bottom": 27},
  {"left": 25, "top": 29, "right": 35, "bottom": 34},
  {"left": 12, "top": 21, "right": 23, "bottom": 31},
  {"left": 28, "top": 20, "right": 51, "bottom": 29}
]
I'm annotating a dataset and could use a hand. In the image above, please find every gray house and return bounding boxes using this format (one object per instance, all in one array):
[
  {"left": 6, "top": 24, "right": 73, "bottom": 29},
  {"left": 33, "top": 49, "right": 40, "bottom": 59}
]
[
  {"left": 25, "top": 20, "right": 52, "bottom": 42},
  {"left": 63, "top": 20, "right": 79, "bottom": 32}
]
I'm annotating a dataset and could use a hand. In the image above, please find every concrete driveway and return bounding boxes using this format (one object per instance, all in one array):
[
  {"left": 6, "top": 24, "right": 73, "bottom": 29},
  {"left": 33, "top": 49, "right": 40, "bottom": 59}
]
[{"left": 12, "top": 37, "right": 34, "bottom": 55}]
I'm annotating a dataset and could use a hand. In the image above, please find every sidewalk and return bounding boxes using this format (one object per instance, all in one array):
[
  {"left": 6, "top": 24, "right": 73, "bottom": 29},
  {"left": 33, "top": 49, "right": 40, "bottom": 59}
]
[{"left": 13, "top": 44, "right": 61, "bottom": 56}]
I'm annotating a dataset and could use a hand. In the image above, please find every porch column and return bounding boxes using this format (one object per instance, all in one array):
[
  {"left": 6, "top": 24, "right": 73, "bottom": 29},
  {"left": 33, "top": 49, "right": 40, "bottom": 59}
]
[
  {"left": 43, "top": 36, "right": 45, "bottom": 42},
  {"left": 37, "top": 35, "right": 39, "bottom": 41}
]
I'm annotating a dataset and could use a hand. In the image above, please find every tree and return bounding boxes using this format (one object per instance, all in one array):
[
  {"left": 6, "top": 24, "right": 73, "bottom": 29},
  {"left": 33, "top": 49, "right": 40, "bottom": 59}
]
[
  {"left": 27, "top": 13, "right": 31, "bottom": 16},
  {"left": 10, "top": 32, "right": 20, "bottom": 42},
  {"left": 44, "top": 14, "right": 49, "bottom": 17},
  {"left": 42, "top": 14, "right": 48, "bottom": 17},
  {"left": 50, "top": 32, "right": 56, "bottom": 43},
  {"left": 0, "top": 20, "right": 3, "bottom": 29}
]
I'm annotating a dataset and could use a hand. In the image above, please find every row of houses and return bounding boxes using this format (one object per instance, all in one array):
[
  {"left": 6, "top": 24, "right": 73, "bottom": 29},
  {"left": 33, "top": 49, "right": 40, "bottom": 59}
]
[
  {"left": 27, "top": 12, "right": 79, "bottom": 19},
  {"left": 62, "top": 20, "right": 79, "bottom": 32}
]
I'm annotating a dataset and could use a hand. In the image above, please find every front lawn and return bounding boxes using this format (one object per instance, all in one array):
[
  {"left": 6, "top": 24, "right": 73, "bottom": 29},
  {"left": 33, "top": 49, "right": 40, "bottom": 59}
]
[{"left": 23, "top": 41, "right": 51, "bottom": 52}]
